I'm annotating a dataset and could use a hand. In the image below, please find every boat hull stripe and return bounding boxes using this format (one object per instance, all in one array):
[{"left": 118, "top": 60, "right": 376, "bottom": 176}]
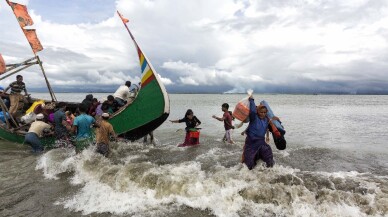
[
  {"left": 142, "top": 73, "right": 155, "bottom": 87},
  {"left": 141, "top": 58, "right": 147, "bottom": 72},
  {"left": 141, "top": 68, "right": 153, "bottom": 83}
]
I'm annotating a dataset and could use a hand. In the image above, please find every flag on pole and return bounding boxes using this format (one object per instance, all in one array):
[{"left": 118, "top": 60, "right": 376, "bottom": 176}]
[
  {"left": 7, "top": 1, "right": 34, "bottom": 27},
  {"left": 117, "top": 11, "right": 129, "bottom": 23},
  {"left": 22, "top": 29, "right": 43, "bottom": 53},
  {"left": 7, "top": 1, "right": 44, "bottom": 54},
  {"left": 0, "top": 54, "right": 6, "bottom": 74}
]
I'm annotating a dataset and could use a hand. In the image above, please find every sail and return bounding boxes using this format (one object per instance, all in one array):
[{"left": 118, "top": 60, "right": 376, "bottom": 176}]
[
  {"left": 0, "top": 54, "right": 6, "bottom": 74},
  {"left": 7, "top": 1, "right": 34, "bottom": 27}
]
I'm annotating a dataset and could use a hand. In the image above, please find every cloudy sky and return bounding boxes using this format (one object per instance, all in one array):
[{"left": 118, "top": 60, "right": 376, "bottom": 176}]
[{"left": 1, "top": 0, "right": 388, "bottom": 94}]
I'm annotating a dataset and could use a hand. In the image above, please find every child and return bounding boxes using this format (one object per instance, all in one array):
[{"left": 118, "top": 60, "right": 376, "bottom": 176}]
[
  {"left": 170, "top": 109, "right": 201, "bottom": 147},
  {"left": 212, "top": 103, "right": 235, "bottom": 144},
  {"left": 65, "top": 111, "right": 75, "bottom": 126}
]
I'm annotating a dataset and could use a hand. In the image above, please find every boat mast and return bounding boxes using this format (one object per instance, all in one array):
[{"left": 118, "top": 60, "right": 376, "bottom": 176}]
[
  {"left": 35, "top": 55, "right": 57, "bottom": 102},
  {"left": 117, "top": 11, "right": 136, "bottom": 41},
  {"left": 116, "top": 11, "right": 170, "bottom": 113}
]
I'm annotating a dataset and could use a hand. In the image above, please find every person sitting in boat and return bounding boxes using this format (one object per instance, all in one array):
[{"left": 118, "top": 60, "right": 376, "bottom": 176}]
[
  {"left": 88, "top": 98, "right": 100, "bottom": 116},
  {"left": 0, "top": 86, "right": 10, "bottom": 109},
  {"left": 95, "top": 113, "right": 117, "bottom": 157},
  {"left": 132, "top": 82, "right": 141, "bottom": 96},
  {"left": 24, "top": 113, "right": 53, "bottom": 152},
  {"left": 0, "top": 111, "right": 11, "bottom": 127},
  {"left": 95, "top": 102, "right": 104, "bottom": 117},
  {"left": 65, "top": 110, "right": 75, "bottom": 125},
  {"left": 42, "top": 102, "right": 55, "bottom": 123},
  {"left": 170, "top": 109, "right": 201, "bottom": 147},
  {"left": 53, "top": 102, "right": 72, "bottom": 148},
  {"left": 106, "top": 95, "right": 119, "bottom": 113},
  {"left": 19, "top": 100, "right": 45, "bottom": 124},
  {"left": 128, "top": 82, "right": 141, "bottom": 102},
  {"left": 241, "top": 96, "right": 275, "bottom": 169},
  {"left": 0, "top": 87, "right": 11, "bottom": 127},
  {"left": 71, "top": 104, "right": 95, "bottom": 152},
  {"left": 3, "top": 75, "right": 30, "bottom": 118},
  {"left": 81, "top": 94, "right": 94, "bottom": 110},
  {"left": 113, "top": 81, "right": 131, "bottom": 107}
]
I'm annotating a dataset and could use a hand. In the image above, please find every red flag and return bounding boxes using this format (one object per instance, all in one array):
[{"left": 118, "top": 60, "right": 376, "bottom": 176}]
[
  {"left": 0, "top": 54, "right": 6, "bottom": 74},
  {"left": 7, "top": 1, "right": 34, "bottom": 27},
  {"left": 22, "top": 29, "right": 43, "bottom": 53},
  {"left": 117, "top": 11, "right": 129, "bottom": 23}
]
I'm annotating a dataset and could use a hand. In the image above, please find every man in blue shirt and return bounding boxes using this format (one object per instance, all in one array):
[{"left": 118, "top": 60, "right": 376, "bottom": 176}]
[{"left": 71, "top": 104, "right": 95, "bottom": 152}]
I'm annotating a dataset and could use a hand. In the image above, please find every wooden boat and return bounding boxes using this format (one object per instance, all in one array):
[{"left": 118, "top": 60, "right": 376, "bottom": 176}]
[
  {"left": 111, "top": 11, "right": 170, "bottom": 140},
  {"left": 0, "top": 4, "right": 169, "bottom": 146}
]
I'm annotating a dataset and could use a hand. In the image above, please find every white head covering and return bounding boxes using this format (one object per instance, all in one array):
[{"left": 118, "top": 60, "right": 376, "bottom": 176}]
[
  {"left": 102, "top": 113, "right": 110, "bottom": 118},
  {"left": 36, "top": 113, "right": 44, "bottom": 120}
]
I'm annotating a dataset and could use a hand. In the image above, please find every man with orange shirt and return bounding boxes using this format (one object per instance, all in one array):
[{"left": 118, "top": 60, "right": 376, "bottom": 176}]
[{"left": 95, "top": 113, "right": 117, "bottom": 157}]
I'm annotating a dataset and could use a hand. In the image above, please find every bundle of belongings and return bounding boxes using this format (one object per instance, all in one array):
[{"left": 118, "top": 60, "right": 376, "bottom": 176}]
[{"left": 21, "top": 101, "right": 56, "bottom": 124}]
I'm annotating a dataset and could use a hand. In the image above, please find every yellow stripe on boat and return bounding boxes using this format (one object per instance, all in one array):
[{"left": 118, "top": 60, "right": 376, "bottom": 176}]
[{"left": 141, "top": 68, "right": 153, "bottom": 83}]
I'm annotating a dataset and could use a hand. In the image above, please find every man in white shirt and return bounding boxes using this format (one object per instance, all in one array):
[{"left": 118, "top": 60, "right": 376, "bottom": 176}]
[
  {"left": 24, "top": 113, "right": 52, "bottom": 152},
  {"left": 113, "top": 81, "right": 131, "bottom": 107}
]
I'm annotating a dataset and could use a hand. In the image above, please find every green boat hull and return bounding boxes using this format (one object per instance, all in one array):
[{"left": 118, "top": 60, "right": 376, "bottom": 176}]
[
  {"left": 110, "top": 78, "right": 169, "bottom": 140},
  {"left": 0, "top": 77, "right": 169, "bottom": 146}
]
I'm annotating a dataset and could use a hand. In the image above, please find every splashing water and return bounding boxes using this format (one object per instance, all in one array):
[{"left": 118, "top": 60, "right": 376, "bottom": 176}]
[{"left": 37, "top": 140, "right": 388, "bottom": 217}]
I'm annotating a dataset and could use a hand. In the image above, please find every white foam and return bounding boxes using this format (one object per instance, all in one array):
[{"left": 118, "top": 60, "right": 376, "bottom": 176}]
[
  {"left": 36, "top": 148, "right": 76, "bottom": 180},
  {"left": 37, "top": 143, "right": 387, "bottom": 216}
]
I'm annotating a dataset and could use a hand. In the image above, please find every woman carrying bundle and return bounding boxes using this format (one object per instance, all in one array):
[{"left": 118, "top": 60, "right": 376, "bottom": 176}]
[{"left": 241, "top": 96, "right": 275, "bottom": 169}]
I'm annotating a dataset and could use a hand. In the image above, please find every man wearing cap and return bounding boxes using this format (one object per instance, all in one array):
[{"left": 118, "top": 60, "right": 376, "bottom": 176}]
[
  {"left": 24, "top": 113, "right": 52, "bottom": 152},
  {"left": 113, "top": 81, "right": 131, "bottom": 107},
  {"left": 3, "top": 75, "right": 29, "bottom": 117},
  {"left": 95, "top": 113, "right": 117, "bottom": 157}
]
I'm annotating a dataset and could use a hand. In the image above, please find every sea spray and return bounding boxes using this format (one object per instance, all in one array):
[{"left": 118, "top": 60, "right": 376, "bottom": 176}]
[{"left": 37, "top": 140, "right": 388, "bottom": 216}]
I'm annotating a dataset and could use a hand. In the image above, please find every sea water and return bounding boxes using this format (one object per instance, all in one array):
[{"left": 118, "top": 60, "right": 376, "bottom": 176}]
[{"left": 0, "top": 93, "right": 387, "bottom": 217}]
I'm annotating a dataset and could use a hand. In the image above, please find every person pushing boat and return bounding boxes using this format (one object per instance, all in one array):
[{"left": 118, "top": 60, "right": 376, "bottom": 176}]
[
  {"left": 71, "top": 104, "right": 95, "bottom": 152},
  {"left": 24, "top": 113, "right": 53, "bottom": 152},
  {"left": 95, "top": 113, "right": 117, "bottom": 157}
]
